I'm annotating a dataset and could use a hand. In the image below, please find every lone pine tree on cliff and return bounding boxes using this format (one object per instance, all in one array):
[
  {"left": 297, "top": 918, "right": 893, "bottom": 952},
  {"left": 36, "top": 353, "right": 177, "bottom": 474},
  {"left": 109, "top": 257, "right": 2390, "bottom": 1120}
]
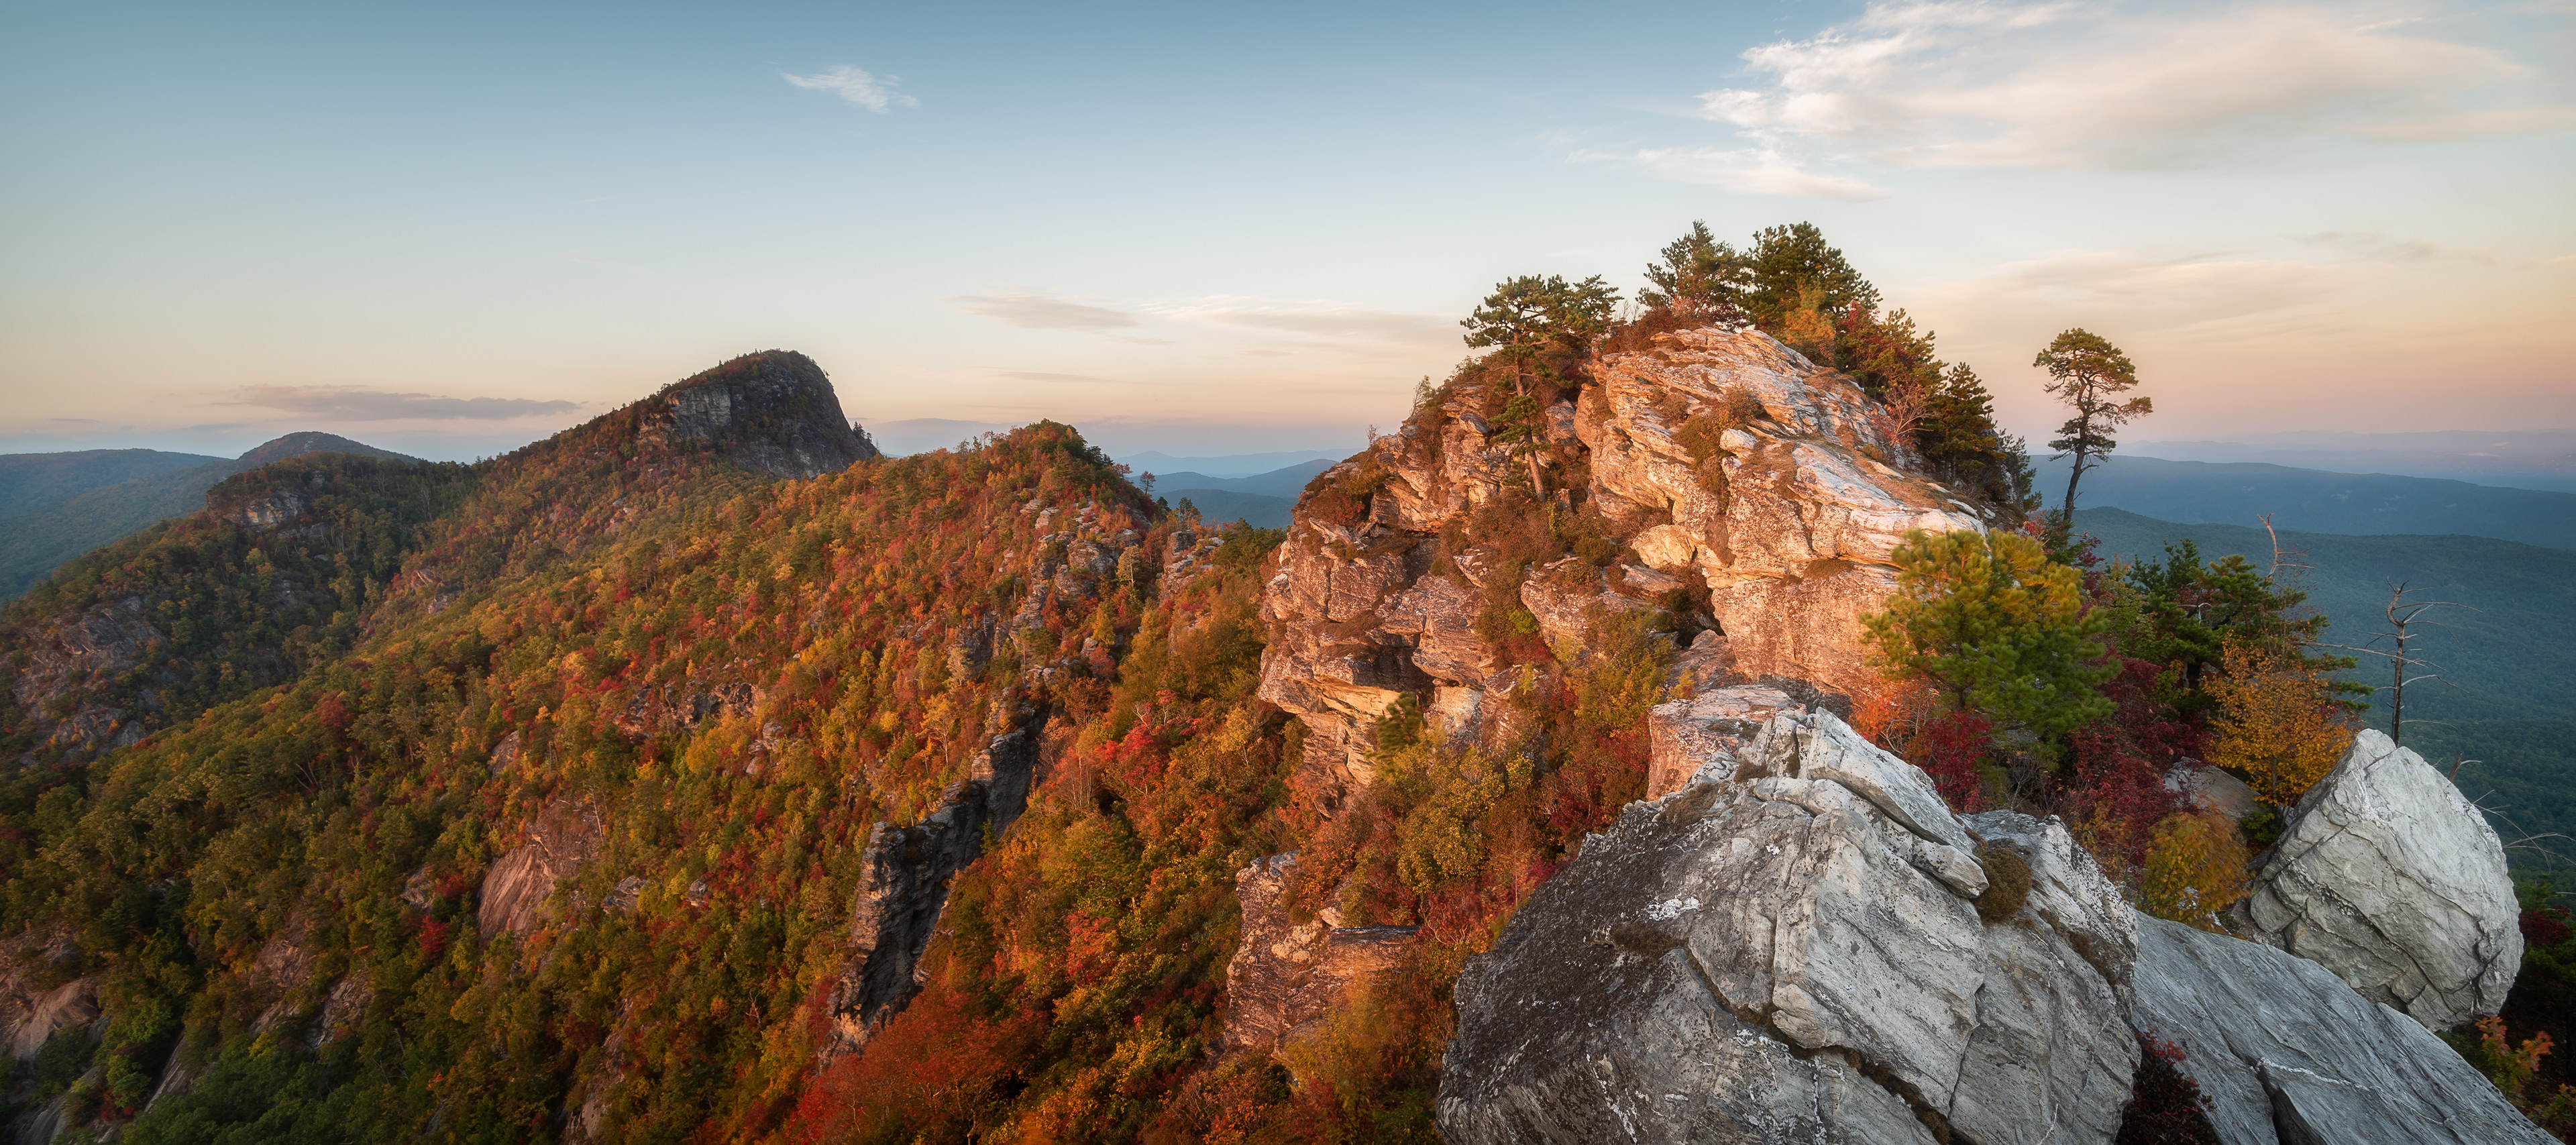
[
  {"left": 1462, "top": 273, "right": 1618, "bottom": 497},
  {"left": 2038, "top": 327, "right": 2149, "bottom": 524}
]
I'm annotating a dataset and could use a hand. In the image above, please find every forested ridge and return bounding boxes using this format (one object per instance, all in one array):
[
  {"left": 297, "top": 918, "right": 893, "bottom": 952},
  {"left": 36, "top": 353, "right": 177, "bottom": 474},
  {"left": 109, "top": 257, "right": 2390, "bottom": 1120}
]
[{"left": 3, "top": 226, "right": 2570, "bottom": 1143}]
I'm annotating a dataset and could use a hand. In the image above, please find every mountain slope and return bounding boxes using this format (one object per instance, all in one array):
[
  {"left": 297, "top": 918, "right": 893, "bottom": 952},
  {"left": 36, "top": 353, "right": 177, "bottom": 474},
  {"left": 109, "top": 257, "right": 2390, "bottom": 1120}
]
[
  {"left": 2035, "top": 453, "right": 2576, "bottom": 549},
  {"left": 0, "top": 449, "right": 224, "bottom": 517},
  {"left": 0, "top": 434, "right": 421, "bottom": 602},
  {"left": 0, "top": 351, "right": 1305, "bottom": 1142}
]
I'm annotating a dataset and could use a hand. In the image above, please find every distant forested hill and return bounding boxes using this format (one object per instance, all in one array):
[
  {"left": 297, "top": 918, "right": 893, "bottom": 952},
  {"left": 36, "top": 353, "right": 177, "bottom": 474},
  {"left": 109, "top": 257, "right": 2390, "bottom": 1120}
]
[
  {"left": 0, "top": 448, "right": 223, "bottom": 516},
  {"left": 2040, "top": 454, "right": 2576, "bottom": 549},
  {"left": 2076, "top": 507, "right": 2576, "bottom": 878},
  {"left": 0, "top": 434, "right": 415, "bottom": 600}
]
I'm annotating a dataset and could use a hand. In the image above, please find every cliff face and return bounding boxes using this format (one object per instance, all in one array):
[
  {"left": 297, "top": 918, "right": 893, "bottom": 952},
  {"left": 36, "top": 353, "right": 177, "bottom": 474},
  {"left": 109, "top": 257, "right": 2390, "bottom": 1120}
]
[
  {"left": 639, "top": 350, "right": 878, "bottom": 480},
  {"left": 1257, "top": 325, "right": 1993, "bottom": 802}
]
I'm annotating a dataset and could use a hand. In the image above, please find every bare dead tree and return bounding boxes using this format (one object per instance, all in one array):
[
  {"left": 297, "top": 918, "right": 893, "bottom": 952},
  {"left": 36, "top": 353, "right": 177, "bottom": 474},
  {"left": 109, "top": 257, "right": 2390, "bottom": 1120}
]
[
  {"left": 2330, "top": 580, "right": 2476, "bottom": 747},
  {"left": 2258, "top": 513, "right": 2310, "bottom": 584}
]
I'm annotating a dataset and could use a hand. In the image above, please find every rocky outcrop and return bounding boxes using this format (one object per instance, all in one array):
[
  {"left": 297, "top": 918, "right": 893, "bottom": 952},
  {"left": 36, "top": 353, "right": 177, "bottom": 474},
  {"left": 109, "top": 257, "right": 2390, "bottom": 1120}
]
[
  {"left": 1438, "top": 711, "right": 2139, "bottom": 1145},
  {"left": 822, "top": 697, "right": 1046, "bottom": 1058},
  {"left": 477, "top": 798, "right": 605, "bottom": 936},
  {"left": 9, "top": 596, "right": 164, "bottom": 758},
  {"left": 2239, "top": 730, "right": 2520, "bottom": 1030},
  {"left": 640, "top": 350, "right": 877, "bottom": 480},
  {"left": 1644, "top": 684, "right": 1801, "bottom": 799},
  {"left": 1221, "top": 854, "right": 1417, "bottom": 1056},
  {"left": 1258, "top": 327, "right": 1994, "bottom": 804},
  {"left": 0, "top": 929, "right": 94, "bottom": 1065},
  {"left": 2131, "top": 914, "right": 2551, "bottom": 1144}
]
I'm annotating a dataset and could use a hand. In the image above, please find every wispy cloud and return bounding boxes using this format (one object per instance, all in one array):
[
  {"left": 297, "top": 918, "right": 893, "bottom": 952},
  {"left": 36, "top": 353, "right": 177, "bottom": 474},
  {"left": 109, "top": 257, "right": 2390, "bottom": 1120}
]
[
  {"left": 2296, "top": 230, "right": 2571, "bottom": 268},
  {"left": 1604, "top": 146, "right": 1888, "bottom": 201},
  {"left": 1636, "top": 0, "right": 2574, "bottom": 190},
  {"left": 1149, "top": 297, "right": 1454, "bottom": 343},
  {"left": 1925, "top": 248, "right": 2343, "bottom": 335},
  {"left": 948, "top": 290, "right": 1138, "bottom": 331},
  {"left": 997, "top": 370, "right": 1116, "bottom": 384},
  {"left": 227, "top": 386, "right": 580, "bottom": 421},
  {"left": 783, "top": 64, "right": 919, "bottom": 113}
]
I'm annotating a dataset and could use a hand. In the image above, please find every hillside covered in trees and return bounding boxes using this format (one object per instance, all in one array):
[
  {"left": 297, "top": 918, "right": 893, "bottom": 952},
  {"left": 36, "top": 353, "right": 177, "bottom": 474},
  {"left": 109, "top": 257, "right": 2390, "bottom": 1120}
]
[{"left": 1, "top": 225, "right": 2564, "bottom": 1143}]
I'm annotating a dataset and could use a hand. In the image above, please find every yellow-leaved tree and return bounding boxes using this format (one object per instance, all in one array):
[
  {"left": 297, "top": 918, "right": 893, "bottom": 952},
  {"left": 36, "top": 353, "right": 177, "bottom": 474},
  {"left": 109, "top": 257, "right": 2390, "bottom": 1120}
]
[
  {"left": 2141, "top": 810, "right": 2251, "bottom": 932},
  {"left": 2206, "top": 639, "right": 2356, "bottom": 804}
]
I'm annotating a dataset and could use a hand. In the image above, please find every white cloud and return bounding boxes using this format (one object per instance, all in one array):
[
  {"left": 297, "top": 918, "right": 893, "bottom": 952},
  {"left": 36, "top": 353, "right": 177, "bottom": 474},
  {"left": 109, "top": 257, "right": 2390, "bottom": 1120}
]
[
  {"left": 947, "top": 290, "right": 1136, "bottom": 331},
  {"left": 1684, "top": 1, "right": 2573, "bottom": 173},
  {"left": 783, "top": 64, "right": 919, "bottom": 113},
  {"left": 1611, "top": 147, "right": 1889, "bottom": 200}
]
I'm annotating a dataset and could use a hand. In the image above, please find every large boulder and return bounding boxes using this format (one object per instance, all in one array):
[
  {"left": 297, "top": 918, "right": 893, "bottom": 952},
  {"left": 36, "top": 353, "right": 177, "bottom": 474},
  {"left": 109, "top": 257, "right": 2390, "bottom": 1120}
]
[
  {"left": 1438, "top": 711, "right": 2140, "bottom": 1145},
  {"left": 2131, "top": 914, "right": 2551, "bottom": 1144},
  {"left": 2242, "top": 730, "right": 2521, "bottom": 1029}
]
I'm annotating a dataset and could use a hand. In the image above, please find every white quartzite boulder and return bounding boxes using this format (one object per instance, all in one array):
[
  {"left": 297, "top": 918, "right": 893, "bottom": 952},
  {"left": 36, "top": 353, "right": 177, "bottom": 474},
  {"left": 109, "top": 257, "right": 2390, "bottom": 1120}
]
[
  {"left": 2243, "top": 730, "right": 2521, "bottom": 1030},
  {"left": 1438, "top": 711, "right": 2140, "bottom": 1144}
]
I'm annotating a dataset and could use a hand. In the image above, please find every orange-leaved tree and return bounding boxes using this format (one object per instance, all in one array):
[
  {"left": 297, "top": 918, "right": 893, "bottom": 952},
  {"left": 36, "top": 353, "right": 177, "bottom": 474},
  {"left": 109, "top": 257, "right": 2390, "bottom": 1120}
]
[{"left": 2205, "top": 639, "right": 2356, "bottom": 805}]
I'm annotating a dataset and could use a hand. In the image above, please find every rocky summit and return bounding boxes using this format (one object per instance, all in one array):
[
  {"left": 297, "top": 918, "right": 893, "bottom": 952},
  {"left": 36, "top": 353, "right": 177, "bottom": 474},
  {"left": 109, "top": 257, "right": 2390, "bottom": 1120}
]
[
  {"left": 1436, "top": 712, "right": 2546, "bottom": 1144},
  {"left": 1258, "top": 326, "right": 1993, "bottom": 810}
]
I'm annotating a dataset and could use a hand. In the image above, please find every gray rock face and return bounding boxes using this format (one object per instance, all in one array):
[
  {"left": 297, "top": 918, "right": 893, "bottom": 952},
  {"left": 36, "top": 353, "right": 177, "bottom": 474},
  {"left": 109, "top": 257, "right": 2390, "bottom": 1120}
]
[
  {"left": 644, "top": 350, "right": 877, "bottom": 480},
  {"left": 2243, "top": 730, "right": 2521, "bottom": 1029},
  {"left": 822, "top": 699, "right": 1044, "bottom": 1058},
  {"left": 2130, "top": 914, "right": 2551, "bottom": 1144},
  {"left": 1438, "top": 711, "right": 2139, "bottom": 1145}
]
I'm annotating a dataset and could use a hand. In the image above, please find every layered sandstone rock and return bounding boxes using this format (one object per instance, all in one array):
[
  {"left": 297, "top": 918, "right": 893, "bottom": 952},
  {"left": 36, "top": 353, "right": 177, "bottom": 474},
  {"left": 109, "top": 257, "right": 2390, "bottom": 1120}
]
[
  {"left": 1222, "top": 854, "right": 1417, "bottom": 1056},
  {"left": 478, "top": 797, "right": 606, "bottom": 936},
  {"left": 1258, "top": 327, "right": 1993, "bottom": 804},
  {"left": 2241, "top": 730, "right": 2522, "bottom": 1030}
]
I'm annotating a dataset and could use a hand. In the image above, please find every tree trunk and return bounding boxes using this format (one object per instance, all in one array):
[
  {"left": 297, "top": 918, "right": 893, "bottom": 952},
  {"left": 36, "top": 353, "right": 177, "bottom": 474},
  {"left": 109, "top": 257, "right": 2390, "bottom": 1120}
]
[{"left": 2061, "top": 440, "right": 2088, "bottom": 521}]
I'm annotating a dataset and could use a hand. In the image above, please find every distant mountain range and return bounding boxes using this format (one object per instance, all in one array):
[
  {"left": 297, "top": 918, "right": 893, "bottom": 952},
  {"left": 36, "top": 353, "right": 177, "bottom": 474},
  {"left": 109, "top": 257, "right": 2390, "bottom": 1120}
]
[
  {"left": 1142, "top": 459, "right": 1329, "bottom": 529},
  {"left": 2127, "top": 428, "right": 2576, "bottom": 492},
  {"left": 0, "top": 433, "right": 417, "bottom": 600},
  {"left": 2039, "top": 453, "right": 2576, "bottom": 549},
  {"left": 2075, "top": 506, "right": 2576, "bottom": 878}
]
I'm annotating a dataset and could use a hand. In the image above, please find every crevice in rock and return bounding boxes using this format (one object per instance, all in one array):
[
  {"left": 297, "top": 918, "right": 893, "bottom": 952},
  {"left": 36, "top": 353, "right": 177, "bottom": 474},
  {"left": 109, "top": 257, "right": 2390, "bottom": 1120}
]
[{"left": 1674, "top": 940, "right": 1963, "bottom": 1143}]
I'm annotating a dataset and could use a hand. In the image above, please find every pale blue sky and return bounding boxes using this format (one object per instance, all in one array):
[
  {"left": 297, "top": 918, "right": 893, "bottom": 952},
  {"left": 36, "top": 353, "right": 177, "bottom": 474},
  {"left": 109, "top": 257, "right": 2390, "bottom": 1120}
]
[{"left": 3, "top": 1, "right": 2570, "bottom": 461}]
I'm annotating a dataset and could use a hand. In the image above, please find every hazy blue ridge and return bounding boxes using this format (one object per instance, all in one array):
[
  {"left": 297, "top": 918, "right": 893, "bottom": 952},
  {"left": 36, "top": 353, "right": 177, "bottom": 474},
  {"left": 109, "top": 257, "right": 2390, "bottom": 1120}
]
[
  {"left": 0, "top": 433, "right": 419, "bottom": 601},
  {"left": 1162, "top": 489, "right": 1292, "bottom": 529},
  {"left": 2039, "top": 454, "right": 2576, "bottom": 549},
  {"left": 2073, "top": 506, "right": 2576, "bottom": 877},
  {"left": 1144, "top": 459, "right": 1332, "bottom": 498},
  {"left": 0, "top": 447, "right": 224, "bottom": 516}
]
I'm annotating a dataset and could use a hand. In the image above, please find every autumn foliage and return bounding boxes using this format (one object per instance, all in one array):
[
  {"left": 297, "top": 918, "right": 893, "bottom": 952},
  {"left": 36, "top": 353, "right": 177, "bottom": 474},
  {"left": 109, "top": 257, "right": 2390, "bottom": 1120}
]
[{"left": 2206, "top": 639, "right": 2356, "bottom": 805}]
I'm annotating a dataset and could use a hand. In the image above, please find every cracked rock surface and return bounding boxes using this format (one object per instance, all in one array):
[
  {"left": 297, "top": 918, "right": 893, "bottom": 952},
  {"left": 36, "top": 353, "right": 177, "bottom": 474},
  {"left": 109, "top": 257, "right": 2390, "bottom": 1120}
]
[
  {"left": 1437, "top": 710, "right": 2138, "bottom": 1144},
  {"left": 2131, "top": 914, "right": 2551, "bottom": 1144},
  {"left": 2243, "top": 729, "right": 2521, "bottom": 1030}
]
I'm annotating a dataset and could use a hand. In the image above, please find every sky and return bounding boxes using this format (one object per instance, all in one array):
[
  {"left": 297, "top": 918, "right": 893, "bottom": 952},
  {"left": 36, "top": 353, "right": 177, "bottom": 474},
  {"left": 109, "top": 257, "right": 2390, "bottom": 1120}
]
[{"left": 2, "top": 1, "right": 2571, "bottom": 463}]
